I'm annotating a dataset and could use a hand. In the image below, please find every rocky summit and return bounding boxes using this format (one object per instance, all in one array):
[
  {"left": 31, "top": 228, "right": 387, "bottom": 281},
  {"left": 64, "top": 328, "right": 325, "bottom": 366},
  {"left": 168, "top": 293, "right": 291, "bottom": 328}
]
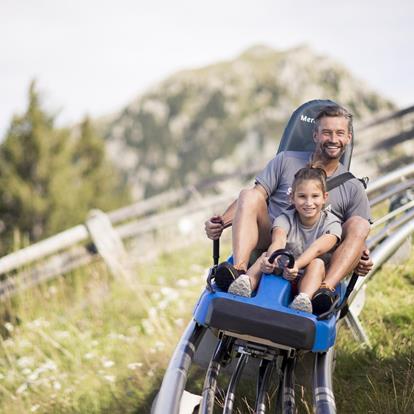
[{"left": 103, "top": 44, "right": 395, "bottom": 199}]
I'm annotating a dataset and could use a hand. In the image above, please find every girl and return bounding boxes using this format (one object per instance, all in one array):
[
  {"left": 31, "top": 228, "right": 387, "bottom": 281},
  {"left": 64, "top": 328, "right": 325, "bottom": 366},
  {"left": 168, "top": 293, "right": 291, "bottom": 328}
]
[{"left": 228, "top": 166, "right": 342, "bottom": 313}]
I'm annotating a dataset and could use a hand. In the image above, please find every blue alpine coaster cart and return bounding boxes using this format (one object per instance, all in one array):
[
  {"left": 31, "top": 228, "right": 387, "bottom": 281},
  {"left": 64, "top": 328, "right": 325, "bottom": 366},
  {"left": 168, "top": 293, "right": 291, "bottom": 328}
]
[{"left": 153, "top": 100, "right": 363, "bottom": 414}]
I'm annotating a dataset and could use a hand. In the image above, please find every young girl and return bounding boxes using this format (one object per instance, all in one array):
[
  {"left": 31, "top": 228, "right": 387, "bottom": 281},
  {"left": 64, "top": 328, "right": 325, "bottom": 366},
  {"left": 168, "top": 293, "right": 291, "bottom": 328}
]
[{"left": 228, "top": 166, "right": 342, "bottom": 313}]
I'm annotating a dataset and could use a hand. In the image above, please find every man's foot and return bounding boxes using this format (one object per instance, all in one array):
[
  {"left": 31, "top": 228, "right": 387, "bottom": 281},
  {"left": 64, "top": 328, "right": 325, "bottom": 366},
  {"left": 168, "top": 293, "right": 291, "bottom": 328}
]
[
  {"left": 289, "top": 293, "right": 312, "bottom": 313},
  {"left": 311, "top": 283, "right": 338, "bottom": 316},
  {"left": 214, "top": 263, "right": 246, "bottom": 291},
  {"left": 228, "top": 274, "right": 252, "bottom": 297}
]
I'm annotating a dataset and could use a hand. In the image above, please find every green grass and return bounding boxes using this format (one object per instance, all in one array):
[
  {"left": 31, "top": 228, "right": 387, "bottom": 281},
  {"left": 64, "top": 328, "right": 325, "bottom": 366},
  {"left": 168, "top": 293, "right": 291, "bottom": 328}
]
[
  {"left": 334, "top": 251, "right": 414, "bottom": 414},
  {"left": 0, "top": 242, "right": 215, "bottom": 413},
  {"left": 0, "top": 238, "right": 413, "bottom": 413}
]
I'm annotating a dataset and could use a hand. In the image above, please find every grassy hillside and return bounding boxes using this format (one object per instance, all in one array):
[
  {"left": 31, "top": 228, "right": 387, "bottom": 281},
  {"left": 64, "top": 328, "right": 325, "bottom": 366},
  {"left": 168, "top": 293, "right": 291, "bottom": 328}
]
[{"left": 0, "top": 239, "right": 412, "bottom": 413}]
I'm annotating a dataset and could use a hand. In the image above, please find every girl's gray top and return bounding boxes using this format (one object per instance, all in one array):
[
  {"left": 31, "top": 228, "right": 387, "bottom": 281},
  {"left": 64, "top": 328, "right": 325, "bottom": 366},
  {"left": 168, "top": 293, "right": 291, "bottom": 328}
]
[
  {"left": 273, "top": 209, "right": 342, "bottom": 264},
  {"left": 255, "top": 151, "right": 371, "bottom": 223}
]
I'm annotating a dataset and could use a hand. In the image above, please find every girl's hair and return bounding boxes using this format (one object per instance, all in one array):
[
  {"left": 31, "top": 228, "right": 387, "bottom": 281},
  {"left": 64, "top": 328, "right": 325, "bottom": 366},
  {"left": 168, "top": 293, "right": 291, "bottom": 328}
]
[{"left": 292, "top": 164, "right": 327, "bottom": 194}]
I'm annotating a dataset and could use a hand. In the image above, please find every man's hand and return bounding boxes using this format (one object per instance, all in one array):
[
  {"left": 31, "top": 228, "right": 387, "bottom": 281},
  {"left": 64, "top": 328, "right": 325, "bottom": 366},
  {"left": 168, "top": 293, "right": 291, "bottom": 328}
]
[
  {"left": 204, "top": 215, "right": 224, "bottom": 240},
  {"left": 259, "top": 253, "right": 276, "bottom": 274},
  {"left": 355, "top": 248, "right": 373, "bottom": 276},
  {"left": 283, "top": 265, "right": 298, "bottom": 281}
]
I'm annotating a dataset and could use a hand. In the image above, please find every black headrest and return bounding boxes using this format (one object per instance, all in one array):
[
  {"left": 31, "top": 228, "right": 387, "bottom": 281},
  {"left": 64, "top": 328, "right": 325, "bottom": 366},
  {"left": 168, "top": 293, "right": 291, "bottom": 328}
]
[{"left": 277, "top": 99, "right": 353, "bottom": 170}]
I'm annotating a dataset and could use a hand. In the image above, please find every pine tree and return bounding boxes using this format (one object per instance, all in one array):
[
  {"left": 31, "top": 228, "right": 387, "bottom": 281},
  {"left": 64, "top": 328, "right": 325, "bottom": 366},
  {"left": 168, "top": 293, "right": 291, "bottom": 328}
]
[
  {"left": 0, "top": 82, "right": 130, "bottom": 254},
  {"left": 73, "top": 116, "right": 130, "bottom": 212}
]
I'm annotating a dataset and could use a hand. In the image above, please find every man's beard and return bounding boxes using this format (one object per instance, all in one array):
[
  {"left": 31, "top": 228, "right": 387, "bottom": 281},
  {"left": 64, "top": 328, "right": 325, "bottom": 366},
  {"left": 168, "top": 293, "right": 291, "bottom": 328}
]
[{"left": 320, "top": 142, "right": 346, "bottom": 160}]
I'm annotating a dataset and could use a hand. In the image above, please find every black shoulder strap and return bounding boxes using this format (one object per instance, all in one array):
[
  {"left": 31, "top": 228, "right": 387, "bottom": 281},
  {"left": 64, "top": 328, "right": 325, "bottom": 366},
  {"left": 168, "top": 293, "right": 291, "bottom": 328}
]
[
  {"left": 327, "top": 172, "right": 369, "bottom": 191},
  {"left": 327, "top": 172, "right": 355, "bottom": 191}
]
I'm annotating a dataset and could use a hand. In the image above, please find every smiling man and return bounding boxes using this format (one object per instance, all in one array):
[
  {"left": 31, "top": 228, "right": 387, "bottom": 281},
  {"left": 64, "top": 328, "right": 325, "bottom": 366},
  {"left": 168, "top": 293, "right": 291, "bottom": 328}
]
[{"left": 205, "top": 105, "right": 372, "bottom": 313}]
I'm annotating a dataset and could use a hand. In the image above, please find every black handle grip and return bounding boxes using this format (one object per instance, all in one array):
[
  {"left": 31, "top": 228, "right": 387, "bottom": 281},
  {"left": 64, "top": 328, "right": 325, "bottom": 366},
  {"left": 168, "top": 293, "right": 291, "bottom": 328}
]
[
  {"left": 268, "top": 249, "right": 295, "bottom": 269},
  {"left": 344, "top": 272, "right": 359, "bottom": 299},
  {"left": 213, "top": 239, "right": 220, "bottom": 266}
]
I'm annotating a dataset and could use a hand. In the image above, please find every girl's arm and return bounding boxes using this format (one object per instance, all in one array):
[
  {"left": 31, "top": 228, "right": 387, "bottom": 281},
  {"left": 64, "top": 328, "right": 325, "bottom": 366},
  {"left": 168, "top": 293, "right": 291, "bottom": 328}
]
[
  {"left": 295, "top": 234, "right": 338, "bottom": 269},
  {"left": 283, "top": 234, "right": 338, "bottom": 280}
]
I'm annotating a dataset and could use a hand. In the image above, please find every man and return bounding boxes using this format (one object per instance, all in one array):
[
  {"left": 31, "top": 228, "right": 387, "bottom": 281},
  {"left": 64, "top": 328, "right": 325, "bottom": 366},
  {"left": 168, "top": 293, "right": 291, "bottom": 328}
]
[{"left": 205, "top": 105, "right": 373, "bottom": 311}]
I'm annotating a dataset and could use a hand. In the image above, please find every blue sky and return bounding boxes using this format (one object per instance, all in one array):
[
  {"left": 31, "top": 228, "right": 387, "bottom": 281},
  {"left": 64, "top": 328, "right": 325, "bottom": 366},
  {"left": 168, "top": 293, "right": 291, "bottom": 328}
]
[{"left": 1, "top": 0, "right": 413, "bottom": 137}]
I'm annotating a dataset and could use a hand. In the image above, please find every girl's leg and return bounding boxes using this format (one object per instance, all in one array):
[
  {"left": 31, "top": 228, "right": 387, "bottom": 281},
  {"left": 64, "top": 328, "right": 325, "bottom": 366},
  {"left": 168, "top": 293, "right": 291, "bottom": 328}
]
[
  {"left": 245, "top": 256, "right": 264, "bottom": 291},
  {"left": 299, "top": 258, "right": 325, "bottom": 298},
  {"left": 227, "top": 256, "right": 264, "bottom": 297}
]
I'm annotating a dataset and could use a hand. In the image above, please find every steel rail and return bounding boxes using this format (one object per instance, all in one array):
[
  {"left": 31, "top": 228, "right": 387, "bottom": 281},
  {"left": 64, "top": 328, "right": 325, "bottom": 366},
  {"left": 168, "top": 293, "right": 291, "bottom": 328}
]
[
  {"left": 366, "top": 162, "right": 414, "bottom": 196},
  {"left": 350, "top": 218, "right": 414, "bottom": 304},
  {"left": 368, "top": 208, "right": 414, "bottom": 248},
  {"left": 152, "top": 321, "right": 206, "bottom": 414},
  {"left": 313, "top": 348, "right": 336, "bottom": 414}
]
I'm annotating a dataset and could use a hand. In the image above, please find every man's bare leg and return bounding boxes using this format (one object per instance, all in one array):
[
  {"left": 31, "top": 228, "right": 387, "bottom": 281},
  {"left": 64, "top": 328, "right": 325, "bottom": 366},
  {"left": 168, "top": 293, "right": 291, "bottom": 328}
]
[
  {"left": 324, "top": 216, "right": 370, "bottom": 288},
  {"left": 232, "top": 187, "right": 272, "bottom": 271}
]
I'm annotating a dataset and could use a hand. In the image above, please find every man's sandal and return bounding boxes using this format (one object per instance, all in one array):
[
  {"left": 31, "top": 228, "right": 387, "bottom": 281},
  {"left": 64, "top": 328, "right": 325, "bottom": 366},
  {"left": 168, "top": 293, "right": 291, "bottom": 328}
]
[{"left": 311, "top": 282, "right": 339, "bottom": 316}]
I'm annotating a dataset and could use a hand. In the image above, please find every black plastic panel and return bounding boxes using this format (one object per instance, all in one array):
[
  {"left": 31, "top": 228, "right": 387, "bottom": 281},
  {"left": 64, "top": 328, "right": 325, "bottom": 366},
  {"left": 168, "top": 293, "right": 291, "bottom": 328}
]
[{"left": 206, "top": 298, "right": 316, "bottom": 350}]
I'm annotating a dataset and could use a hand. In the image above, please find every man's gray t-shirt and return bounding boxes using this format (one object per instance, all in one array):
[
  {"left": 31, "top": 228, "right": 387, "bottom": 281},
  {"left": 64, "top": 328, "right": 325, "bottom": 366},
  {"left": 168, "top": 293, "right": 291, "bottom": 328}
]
[
  {"left": 273, "top": 209, "right": 342, "bottom": 265},
  {"left": 255, "top": 151, "right": 370, "bottom": 223}
]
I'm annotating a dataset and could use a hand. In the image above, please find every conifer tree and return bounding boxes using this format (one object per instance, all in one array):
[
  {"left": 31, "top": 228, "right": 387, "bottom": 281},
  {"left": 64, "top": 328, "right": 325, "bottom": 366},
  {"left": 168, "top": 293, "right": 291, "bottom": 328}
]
[
  {"left": 73, "top": 116, "right": 130, "bottom": 212},
  {"left": 0, "top": 82, "right": 130, "bottom": 254}
]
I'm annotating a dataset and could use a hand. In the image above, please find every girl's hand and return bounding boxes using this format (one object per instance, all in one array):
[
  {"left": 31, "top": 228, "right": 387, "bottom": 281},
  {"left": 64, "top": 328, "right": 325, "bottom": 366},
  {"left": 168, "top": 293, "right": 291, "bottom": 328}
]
[
  {"left": 260, "top": 253, "right": 275, "bottom": 274},
  {"left": 283, "top": 265, "right": 298, "bottom": 281}
]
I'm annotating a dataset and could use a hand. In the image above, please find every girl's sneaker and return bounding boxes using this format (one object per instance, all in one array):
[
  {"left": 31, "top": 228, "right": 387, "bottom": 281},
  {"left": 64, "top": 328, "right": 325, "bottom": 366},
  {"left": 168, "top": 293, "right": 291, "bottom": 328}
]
[
  {"left": 228, "top": 274, "right": 252, "bottom": 297},
  {"left": 289, "top": 293, "right": 312, "bottom": 313}
]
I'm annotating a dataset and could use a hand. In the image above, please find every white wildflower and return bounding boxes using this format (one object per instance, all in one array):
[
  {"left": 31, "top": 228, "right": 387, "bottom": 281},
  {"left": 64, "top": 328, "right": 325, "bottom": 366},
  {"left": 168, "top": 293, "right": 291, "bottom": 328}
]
[
  {"left": 4, "top": 322, "right": 14, "bottom": 332},
  {"left": 17, "top": 356, "right": 35, "bottom": 369},
  {"left": 3, "top": 338, "right": 14, "bottom": 347},
  {"left": 176, "top": 279, "right": 189, "bottom": 288},
  {"left": 84, "top": 352, "right": 95, "bottom": 360},
  {"left": 175, "top": 318, "right": 184, "bottom": 327},
  {"left": 30, "top": 404, "right": 40, "bottom": 412},
  {"left": 18, "top": 339, "right": 31, "bottom": 349},
  {"left": 148, "top": 307, "right": 158, "bottom": 319},
  {"left": 48, "top": 286, "right": 57, "bottom": 295},
  {"left": 28, "top": 318, "right": 50, "bottom": 328},
  {"left": 102, "top": 359, "right": 114, "bottom": 368},
  {"left": 53, "top": 381, "right": 61, "bottom": 390},
  {"left": 55, "top": 331, "right": 70, "bottom": 339},
  {"left": 40, "top": 360, "right": 57, "bottom": 372},
  {"left": 127, "top": 362, "right": 143, "bottom": 370},
  {"left": 103, "top": 375, "right": 116, "bottom": 383},
  {"left": 22, "top": 368, "right": 31, "bottom": 376},
  {"left": 151, "top": 292, "right": 161, "bottom": 301},
  {"left": 154, "top": 341, "right": 165, "bottom": 351},
  {"left": 158, "top": 300, "right": 169, "bottom": 310},
  {"left": 16, "top": 383, "right": 28, "bottom": 394},
  {"left": 28, "top": 372, "right": 39, "bottom": 381},
  {"left": 142, "top": 319, "right": 155, "bottom": 335}
]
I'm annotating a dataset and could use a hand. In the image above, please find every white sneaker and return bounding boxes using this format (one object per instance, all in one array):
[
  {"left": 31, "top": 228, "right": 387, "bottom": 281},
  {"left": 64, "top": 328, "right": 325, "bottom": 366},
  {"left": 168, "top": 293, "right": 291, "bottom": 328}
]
[
  {"left": 228, "top": 274, "right": 252, "bottom": 297},
  {"left": 289, "top": 293, "right": 312, "bottom": 313}
]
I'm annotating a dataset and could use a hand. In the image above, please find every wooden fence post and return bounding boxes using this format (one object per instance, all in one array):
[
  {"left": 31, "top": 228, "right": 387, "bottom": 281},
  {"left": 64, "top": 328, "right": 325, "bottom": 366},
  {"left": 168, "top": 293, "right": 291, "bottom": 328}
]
[{"left": 85, "top": 209, "right": 134, "bottom": 283}]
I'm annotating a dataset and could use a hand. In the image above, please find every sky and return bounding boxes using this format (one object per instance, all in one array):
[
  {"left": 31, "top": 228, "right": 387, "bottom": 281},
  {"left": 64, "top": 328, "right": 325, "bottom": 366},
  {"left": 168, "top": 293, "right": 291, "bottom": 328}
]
[{"left": 1, "top": 0, "right": 413, "bottom": 138}]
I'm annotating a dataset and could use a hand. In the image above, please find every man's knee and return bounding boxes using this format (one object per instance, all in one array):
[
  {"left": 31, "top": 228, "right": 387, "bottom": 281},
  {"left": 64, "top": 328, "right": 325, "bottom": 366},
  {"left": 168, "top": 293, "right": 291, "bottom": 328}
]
[
  {"left": 238, "top": 187, "right": 267, "bottom": 211},
  {"left": 342, "top": 216, "right": 370, "bottom": 241}
]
